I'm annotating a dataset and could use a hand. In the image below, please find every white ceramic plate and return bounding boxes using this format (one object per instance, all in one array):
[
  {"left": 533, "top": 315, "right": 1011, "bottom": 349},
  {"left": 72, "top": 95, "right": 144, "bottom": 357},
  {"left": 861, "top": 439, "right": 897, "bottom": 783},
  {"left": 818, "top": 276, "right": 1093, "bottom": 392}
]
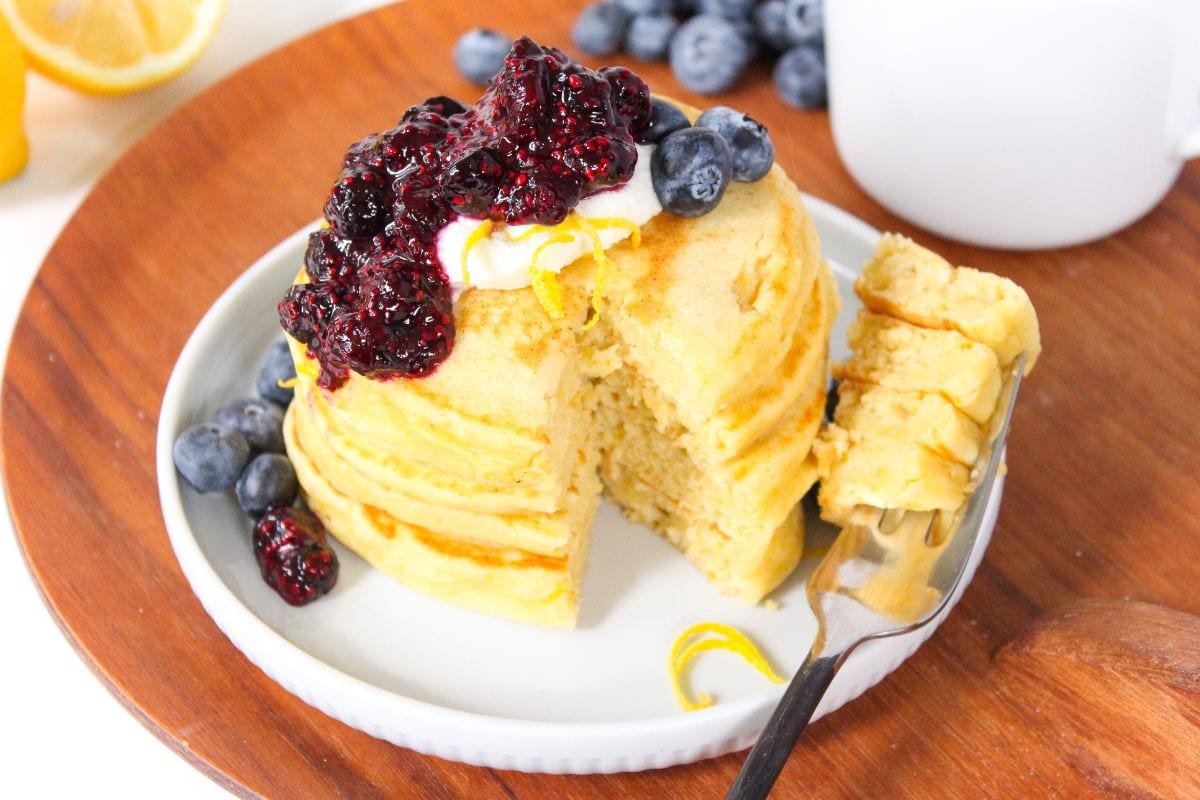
[{"left": 156, "top": 195, "right": 1003, "bottom": 774}]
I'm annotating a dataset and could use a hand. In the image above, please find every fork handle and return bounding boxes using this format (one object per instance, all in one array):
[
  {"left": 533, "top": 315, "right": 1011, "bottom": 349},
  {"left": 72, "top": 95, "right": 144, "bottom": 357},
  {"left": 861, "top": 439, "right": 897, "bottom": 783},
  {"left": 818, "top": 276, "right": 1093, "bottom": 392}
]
[{"left": 724, "top": 653, "right": 840, "bottom": 800}]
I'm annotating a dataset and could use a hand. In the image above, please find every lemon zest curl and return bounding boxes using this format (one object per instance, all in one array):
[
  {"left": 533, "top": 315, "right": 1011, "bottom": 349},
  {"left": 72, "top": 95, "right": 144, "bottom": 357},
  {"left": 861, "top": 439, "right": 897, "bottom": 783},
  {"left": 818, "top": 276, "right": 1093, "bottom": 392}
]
[
  {"left": 464, "top": 213, "right": 642, "bottom": 324},
  {"left": 669, "top": 622, "right": 786, "bottom": 712},
  {"left": 528, "top": 232, "right": 575, "bottom": 320}
]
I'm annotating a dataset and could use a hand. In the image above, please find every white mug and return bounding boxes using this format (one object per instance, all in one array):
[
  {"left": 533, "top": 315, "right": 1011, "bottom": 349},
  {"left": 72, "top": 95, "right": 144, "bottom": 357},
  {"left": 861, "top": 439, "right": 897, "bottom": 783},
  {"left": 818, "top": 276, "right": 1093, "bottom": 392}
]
[{"left": 824, "top": 0, "right": 1200, "bottom": 249}]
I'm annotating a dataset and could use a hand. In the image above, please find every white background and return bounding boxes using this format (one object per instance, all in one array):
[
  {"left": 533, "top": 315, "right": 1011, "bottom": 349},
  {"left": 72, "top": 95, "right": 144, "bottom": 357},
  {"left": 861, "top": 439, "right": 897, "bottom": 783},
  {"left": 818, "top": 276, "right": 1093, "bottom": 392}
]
[{"left": 0, "top": 2, "right": 393, "bottom": 797}]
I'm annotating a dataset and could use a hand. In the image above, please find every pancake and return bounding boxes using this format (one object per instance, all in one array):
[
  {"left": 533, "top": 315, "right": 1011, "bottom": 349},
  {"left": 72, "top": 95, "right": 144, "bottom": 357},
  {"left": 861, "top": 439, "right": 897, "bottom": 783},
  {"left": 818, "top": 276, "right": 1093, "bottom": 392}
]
[
  {"left": 813, "top": 390, "right": 975, "bottom": 526},
  {"left": 816, "top": 238, "right": 1040, "bottom": 525},
  {"left": 287, "top": 404, "right": 598, "bottom": 629},
  {"left": 856, "top": 234, "right": 1040, "bottom": 372},
  {"left": 285, "top": 157, "right": 836, "bottom": 627},
  {"left": 828, "top": 382, "right": 984, "bottom": 466},
  {"left": 815, "top": 424, "right": 971, "bottom": 525},
  {"left": 833, "top": 312, "right": 1002, "bottom": 424}
]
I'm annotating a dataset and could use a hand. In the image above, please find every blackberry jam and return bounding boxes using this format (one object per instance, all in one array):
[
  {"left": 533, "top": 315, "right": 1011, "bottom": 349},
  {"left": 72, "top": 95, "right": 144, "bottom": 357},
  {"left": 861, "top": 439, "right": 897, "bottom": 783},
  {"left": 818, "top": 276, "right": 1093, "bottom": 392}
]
[{"left": 279, "top": 37, "right": 652, "bottom": 389}]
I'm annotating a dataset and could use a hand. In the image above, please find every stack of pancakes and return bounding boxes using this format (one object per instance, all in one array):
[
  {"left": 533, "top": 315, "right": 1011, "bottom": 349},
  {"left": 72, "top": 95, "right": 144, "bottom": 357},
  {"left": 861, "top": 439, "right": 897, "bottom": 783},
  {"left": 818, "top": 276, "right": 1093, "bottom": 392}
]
[
  {"left": 284, "top": 165, "right": 837, "bottom": 628},
  {"left": 815, "top": 234, "right": 1040, "bottom": 524}
]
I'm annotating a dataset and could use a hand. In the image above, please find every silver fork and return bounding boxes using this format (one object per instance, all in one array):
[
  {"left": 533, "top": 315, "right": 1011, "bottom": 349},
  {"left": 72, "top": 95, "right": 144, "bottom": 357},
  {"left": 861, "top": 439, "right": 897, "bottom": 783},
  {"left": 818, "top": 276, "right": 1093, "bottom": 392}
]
[{"left": 725, "top": 352, "right": 1028, "bottom": 800}]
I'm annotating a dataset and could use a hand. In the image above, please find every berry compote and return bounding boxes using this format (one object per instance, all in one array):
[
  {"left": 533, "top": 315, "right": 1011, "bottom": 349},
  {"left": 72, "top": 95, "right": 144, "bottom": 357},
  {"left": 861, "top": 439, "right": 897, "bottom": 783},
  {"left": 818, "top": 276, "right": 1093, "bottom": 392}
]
[
  {"left": 279, "top": 36, "right": 653, "bottom": 390},
  {"left": 253, "top": 505, "right": 339, "bottom": 606}
]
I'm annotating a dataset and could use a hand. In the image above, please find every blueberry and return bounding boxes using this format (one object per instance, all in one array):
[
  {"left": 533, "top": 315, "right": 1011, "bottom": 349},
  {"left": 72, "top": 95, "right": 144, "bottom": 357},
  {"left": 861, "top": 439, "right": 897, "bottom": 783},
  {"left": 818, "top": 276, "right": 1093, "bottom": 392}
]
[
  {"left": 669, "top": 14, "right": 753, "bottom": 95},
  {"left": 695, "top": 106, "right": 774, "bottom": 182},
  {"left": 651, "top": 128, "right": 733, "bottom": 217},
  {"left": 213, "top": 398, "right": 285, "bottom": 453},
  {"left": 572, "top": 2, "right": 631, "bottom": 57},
  {"left": 753, "top": 0, "right": 792, "bottom": 51},
  {"left": 727, "top": 15, "right": 761, "bottom": 60},
  {"left": 236, "top": 454, "right": 299, "bottom": 515},
  {"left": 783, "top": 0, "right": 824, "bottom": 45},
  {"left": 774, "top": 43, "right": 827, "bottom": 108},
  {"left": 174, "top": 423, "right": 251, "bottom": 493},
  {"left": 617, "top": 0, "right": 670, "bottom": 12},
  {"left": 626, "top": 13, "right": 678, "bottom": 61},
  {"left": 257, "top": 340, "right": 296, "bottom": 406},
  {"left": 453, "top": 28, "right": 510, "bottom": 85},
  {"left": 697, "top": 0, "right": 755, "bottom": 17},
  {"left": 643, "top": 98, "right": 691, "bottom": 144}
]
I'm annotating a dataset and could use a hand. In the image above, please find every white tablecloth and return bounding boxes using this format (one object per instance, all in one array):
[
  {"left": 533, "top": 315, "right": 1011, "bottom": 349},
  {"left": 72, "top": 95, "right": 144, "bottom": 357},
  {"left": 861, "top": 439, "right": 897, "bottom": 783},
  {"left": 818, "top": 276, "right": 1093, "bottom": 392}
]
[{"left": 0, "top": 3, "right": 394, "bottom": 796}]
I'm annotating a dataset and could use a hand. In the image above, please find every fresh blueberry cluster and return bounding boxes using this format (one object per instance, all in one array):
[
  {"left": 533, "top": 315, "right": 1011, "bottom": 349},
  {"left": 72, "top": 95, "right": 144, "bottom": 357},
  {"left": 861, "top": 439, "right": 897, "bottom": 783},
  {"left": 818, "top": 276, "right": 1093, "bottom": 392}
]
[
  {"left": 172, "top": 340, "right": 339, "bottom": 606},
  {"left": 554, "top": 0, "right": 827, "bottom": 107},
  {"left": 648, "top": 98, "right": 774, "bottom": 216}
]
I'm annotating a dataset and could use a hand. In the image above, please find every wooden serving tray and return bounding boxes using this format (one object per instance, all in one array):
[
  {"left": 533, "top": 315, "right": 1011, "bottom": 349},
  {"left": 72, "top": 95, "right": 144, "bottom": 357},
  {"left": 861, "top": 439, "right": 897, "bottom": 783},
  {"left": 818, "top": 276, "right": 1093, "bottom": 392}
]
[{"left": 4, "top": 1, "right": 1199, "bottom": 797}]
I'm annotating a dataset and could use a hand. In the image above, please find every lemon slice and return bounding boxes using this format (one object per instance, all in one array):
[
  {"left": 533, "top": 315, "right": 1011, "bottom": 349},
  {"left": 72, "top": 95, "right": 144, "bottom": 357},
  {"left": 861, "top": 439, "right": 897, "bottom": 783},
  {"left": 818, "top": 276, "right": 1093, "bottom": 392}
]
[
  {"left": 0, "top": 0, "right": 226, "bottom": 94},
  {"left": 0, "top": 11, "right": 27, "bottom": 181}
]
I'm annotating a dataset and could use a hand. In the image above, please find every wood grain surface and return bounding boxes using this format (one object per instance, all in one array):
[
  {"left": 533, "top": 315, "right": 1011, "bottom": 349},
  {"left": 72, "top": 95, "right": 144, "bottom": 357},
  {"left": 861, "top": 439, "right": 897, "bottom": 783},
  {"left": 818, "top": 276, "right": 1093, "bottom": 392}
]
[{"left": 4, "top": 1, "right": 1199, "bottom": 797}]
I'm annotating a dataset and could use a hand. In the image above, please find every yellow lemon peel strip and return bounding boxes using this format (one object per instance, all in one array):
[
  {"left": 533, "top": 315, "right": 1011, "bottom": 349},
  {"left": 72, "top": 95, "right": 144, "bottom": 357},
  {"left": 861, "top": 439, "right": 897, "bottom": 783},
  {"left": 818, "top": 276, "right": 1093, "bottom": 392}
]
[
  {"left": 276, "top": 377, "right": 300, "bottom": 390},
  {"left": 576, "top": 216, "right": 641, "bottom": 329},
  {"left": 527, "top": 232, "right": 575, "bottom": 319},
  {"left": 571, "top": 215, "right": 609, "bottom": 331},
  {"left": 460, "top": 219, "right": 494, "bottom": 289},
  {"left": 670, "top": 622, "right": 786, "bottom": 712},
  {"left": 582, "top": 216, "right": 642, "bottom": 250},
  {"left": 500, "top": 214, "right": 642, "bottom": 327},
  {"left": 530, "top": 269, "right": 564, "bottom": 319},
  {"left": 294, "top": 355, "right": 319, "bottom": 383},
  {"left": 501, "top": 216, "right": 639, "bottom": 246}
]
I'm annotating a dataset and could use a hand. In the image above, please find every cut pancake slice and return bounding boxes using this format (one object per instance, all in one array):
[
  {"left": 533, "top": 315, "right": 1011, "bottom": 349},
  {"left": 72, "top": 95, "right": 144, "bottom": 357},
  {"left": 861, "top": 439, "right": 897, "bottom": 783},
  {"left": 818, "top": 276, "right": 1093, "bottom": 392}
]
[
  {"left": 815, "top": 431, "right": 970, "bottom": 526},
  {"left": 593, "top": 295, "right": 832, "bottom": 602},
  {"left": 834, "top": 312, "right": 1001, "bottom": 424},
  {"left": 816, "top": 234, "right": 1040, "bottom": 527},
  {"left": 856, "top": 234, "right": 1041, "bottom": 371},
  {"left": 814, "top": 382, "right": 979, "bottom": 525},
  {"left": 830, "top": 381, "right": 984, "bottom": 466}
]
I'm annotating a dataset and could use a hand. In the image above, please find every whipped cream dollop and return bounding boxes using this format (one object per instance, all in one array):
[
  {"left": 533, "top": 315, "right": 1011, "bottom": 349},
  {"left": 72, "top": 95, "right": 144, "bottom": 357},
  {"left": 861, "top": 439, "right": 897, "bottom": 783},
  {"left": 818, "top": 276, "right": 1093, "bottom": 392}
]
[{"left": 436, "top": 145, "right": 661, "bottom": 297}]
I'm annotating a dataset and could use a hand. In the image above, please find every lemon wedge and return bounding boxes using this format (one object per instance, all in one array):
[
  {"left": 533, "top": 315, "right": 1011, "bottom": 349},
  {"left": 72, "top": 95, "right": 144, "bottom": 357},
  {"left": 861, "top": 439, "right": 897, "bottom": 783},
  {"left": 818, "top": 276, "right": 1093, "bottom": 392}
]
[
  {"left": 0, "top": 0, "right": 226, "bottom": 94},
  {"left": 0, "top": 11, "right": 27, "bottom": 181}
]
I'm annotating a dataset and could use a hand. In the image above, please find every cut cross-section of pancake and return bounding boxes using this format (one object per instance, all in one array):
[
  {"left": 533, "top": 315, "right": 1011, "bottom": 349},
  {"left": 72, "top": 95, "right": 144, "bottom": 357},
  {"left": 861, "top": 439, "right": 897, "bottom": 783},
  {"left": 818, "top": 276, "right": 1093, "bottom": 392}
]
[
  {"left": 813, "top": 382, "right": 979, "bottom": 525},
  {"left": 829, "top": 382, "right": 984, "bottom": 466},
  {"left": 856, "top": 234, "right": 1041, "bottom": 372},
  {"left": 833, "top": 312, "right": 1002, "bottom": 424},
  {"left": 816, "top": 236, "right": 1040, "bottom": 526}
]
